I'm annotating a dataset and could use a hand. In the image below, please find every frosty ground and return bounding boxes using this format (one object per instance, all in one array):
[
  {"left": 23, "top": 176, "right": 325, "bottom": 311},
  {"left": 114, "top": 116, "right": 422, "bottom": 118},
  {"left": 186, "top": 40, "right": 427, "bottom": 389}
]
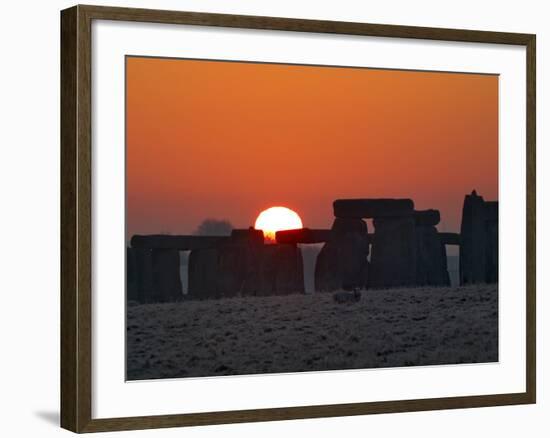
[{"left": 126, "top": 284, "right": 498, "bottom": 380}]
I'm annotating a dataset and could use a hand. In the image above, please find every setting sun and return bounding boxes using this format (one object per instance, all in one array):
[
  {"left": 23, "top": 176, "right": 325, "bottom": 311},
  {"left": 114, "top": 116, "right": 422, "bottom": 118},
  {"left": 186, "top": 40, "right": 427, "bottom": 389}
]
[{"left": 254, "top": 206, "right": 303, "bottom": 243}]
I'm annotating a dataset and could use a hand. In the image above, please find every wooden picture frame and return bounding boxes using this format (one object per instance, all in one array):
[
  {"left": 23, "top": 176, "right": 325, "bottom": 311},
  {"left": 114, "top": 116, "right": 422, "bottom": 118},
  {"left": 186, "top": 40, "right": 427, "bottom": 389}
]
[{"left": 61, "top": 4, "right": 536, "bottom": 433}]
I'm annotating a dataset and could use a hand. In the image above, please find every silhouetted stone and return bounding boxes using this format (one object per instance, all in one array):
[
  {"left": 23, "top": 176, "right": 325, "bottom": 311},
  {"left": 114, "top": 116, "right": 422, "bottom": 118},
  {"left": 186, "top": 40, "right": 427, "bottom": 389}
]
[
  {"left": 216, "top": 229, "right": 264, "bottom": 297},
  {"left": 315, "top": 218, "right": 369, "bottom": 292},
  {"left": 187, "top": 248, "right": 219, "bottom": 299},
  {"left": 186, "top": 229, "right": 305, "bottom": 299},
  {"left": 485, "top": 222, "right": 498, "bottom": 283},
  {"left": 133, "top": 247, "right": 154, "bottom": 303},
  {"left": 440, "top": 232, "right": 461, "bottom": 245},
  {"left": 460, "top": 191, "right": 498, "bottom": 284},
  {"left": 126, "top": 247, "right": 138, "bottom": 302},
  {"left": 484, "top": 202, "right": 499, "bottom": 283},
  {"left": 128, "top": 244, "right": 185, "bottom": 303},
  {"left": 369, "top": 216, "right": 416, "bottom": 288},
  {"left": 415, "top": 225, "right": 450, "bottom": 286},
  {"left": 258, "top": 244, "right": 305, "bottom": 296},
  {"left": 275, "top": 228, "right": 332, "bottom": 244},
  {"left": 460, "top": 191, "right": 487, "bottom": 285},
  {"left": 231, "top": 228, "right": 264, "bottom": 244},
  {"left": 152, "top": 249, "right": 183, "bottom": 302},
  {"left": 330, "top": 217, "right": 368, "bottom": 233},
  {"left": 484, "top": 201, "right": 498, "bottom": 222},
  {"left": 333, "top": 198, "right": 414, "bottom": 219},
  {"left": 413, "top": 209, "right": 441, "bottom": 226},
  {"left": 131, "top": 234, "right": 228, "bottom": 250}
]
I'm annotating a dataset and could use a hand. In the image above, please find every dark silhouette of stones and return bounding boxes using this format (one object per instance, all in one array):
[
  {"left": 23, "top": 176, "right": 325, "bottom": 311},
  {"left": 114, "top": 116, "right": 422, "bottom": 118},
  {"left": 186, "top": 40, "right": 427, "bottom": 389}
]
[
  {"left": 131, "top": 229, "right": 265, "bottom": 301},
  {"left": 258, "top": 244, "right": 305, "bottom": 296},
  {"left": 187, "top": 229, "right": 264, "bottom": 299},
  {"left": 131, "top": 234, "right": 228, "bottom": 250},
  {"left": 315, "top": 218, "right": 369, "bottom": 292},
  {"left": 333, "top": 198, "right": 414, "bottom": 219},
  {"left": 127, "top": 242, "right": 187, "bottom": 303},
  {"left": 275, "top": 228, "right": 332, "bottom": 244},
  {"left": 413, "top": 209, "right": 440, "bottom": 226},
  {"left": 440, "top": 232, "right": 461, "bottom": 245},
  {"left": 126, "top": 247, "right": 138, "bottom": 302},
  {"left": 369, "top": 216, "right": 416, "bottom": 288},
  {"left": 484, "top": 201, "right": 498, "bottom": 222},
  {"left": 330, "top": 217, "right": 368, "bottom": 233},
  {"left": 130, "top": 249, "right": 180, "bottom": 304},
  {"left": 231, "top": 228, "right": 264, "bottom": 244},
  {"left": 187, "top": 229, "right": 304, "bottom": 299},
  {"left": 460, "top": 191, "right": 498, "bottom": 284},
  {"left": 152, "top": 249, "right": 183, "bottom": 302},
  {"left": 460, "top": 191, "right": 486, "bottom": 284},
  {"left": 414, "top": 220, "right": 450, "bottom": 287},
  {"left": 484, "top": 202, "right": 499, "bottom": 284},
  {"left": 133, "top": 247, "right": 154, "bottom": 303},
  {"left": 188, "top": 248, "right": 219, "bottom": 299},
  {"left": 216, "top": 229, "right": 264, "bottom": 297}
]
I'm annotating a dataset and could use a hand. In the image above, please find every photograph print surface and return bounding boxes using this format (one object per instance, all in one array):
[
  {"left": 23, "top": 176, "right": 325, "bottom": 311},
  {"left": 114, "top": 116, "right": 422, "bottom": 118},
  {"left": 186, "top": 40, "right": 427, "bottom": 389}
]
[{"left": 125, "top": 56, "right": 499, "bottom": 380}]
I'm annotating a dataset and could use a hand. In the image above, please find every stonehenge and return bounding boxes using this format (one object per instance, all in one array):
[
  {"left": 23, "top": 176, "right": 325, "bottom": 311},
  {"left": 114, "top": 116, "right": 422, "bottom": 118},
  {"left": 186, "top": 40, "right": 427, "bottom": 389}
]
[
  {"left": 414, "top": 210, "right": 450, "bottom": 287},
  {"left": 314, "top": 218, "right": 370, "bottom": 291},
  {"left": 369, "top": 215, "right": 417, "bottom": 288},
  {"left": 130, "top": 248, "right": 154, "bottom": 303},
  {"left": 333, "top": 198, "right": 419, "bottom": 289},
  {"left": 127, "top": 191, "right": 498, "bottom": 303},
  {"left": 152, "top": 249, "right": 183, "bottom": 302},
  {"left": 187, "top": 248, "right": 220, "bottom": 299},
  {"left": 131, "top": 234, "right": 229, "bottom": 250},
  {"left": 188, "top": 229, "right": 304, "bottom": 299},
  {"left": 187, "top": 228, "right": 265, "bottom": 300},
  {"left": 484, "top": 202, "right": 499, "bottom": 284},
  {"left": 257, "top": 244, "right": 305, "bottom": 296},
  {"left": 460, "top": 191, "right": 499, "bottom": 285},
  {"left": 128, "top": 228, "right": 304, "bottom": 303},
  {"left": 126, "top": 246, "right": 138, "bottom": 301},
  {"left": 127, "top": 246, "right": 184, "bottom": 304}
]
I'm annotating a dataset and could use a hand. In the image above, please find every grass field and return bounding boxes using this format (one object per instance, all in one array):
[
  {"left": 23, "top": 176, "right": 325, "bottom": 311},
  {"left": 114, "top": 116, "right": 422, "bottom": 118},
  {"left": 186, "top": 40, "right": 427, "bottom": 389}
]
[{"left": 127, "top": 284, "right": 498, "bottom": 380}]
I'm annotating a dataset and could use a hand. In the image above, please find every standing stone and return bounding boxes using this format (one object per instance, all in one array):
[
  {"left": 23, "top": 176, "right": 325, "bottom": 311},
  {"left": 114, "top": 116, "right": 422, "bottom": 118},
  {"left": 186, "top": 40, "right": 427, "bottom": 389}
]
[
  {"left": 484, "top": 201, "right": 499, "bottom": 283},
  {"left": 414, "top": 210, "right": 450, "bottom": 286},
  {"left": 258, "top": 244, "right": 305, "bottom": 296},
  {"left": 460, "top": 190, "right": 489, "bottom": 285},
  {"left": 212, "top": 244, "right": 243, "bottom": 297},
  {"left": 152, "top": 249, "right": 183, "bottom": 302},
  {"left": 187, "top": 228, "right": 271, "bottom": 299},
  {"left": 237, "top": 229, "right": 265, "bottom": 296},
  {"left": 133, "top": 247, "right": 154, "bottom": 303},
  {"left": 135, "top": 227, "right": 309, "bottom": 299},
  {"left": 187, "top": 248, "right": 219, "bottom": 299},
  {"left": 369, "top": 216, "right": 417, "bottom": 288},
  {"left": 315, "top": 218, "right": 369, "bottom": 292},
  {"left": 216, "top": 229, "right": 264, "bottom": 297},
  {"left": 126, "top": 247, "right": 138, "bottom": 302}
]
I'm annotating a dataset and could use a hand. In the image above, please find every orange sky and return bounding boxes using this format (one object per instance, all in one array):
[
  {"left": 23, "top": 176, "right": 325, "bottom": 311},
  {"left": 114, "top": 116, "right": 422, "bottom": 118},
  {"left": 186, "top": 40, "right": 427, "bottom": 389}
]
[{"left": 126, "top": 57, "right": 498, "bottom": 238}]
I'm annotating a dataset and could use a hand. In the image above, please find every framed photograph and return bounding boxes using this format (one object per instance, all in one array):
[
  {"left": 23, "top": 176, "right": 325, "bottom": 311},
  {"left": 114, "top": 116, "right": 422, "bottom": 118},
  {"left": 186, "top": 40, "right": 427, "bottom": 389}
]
[{"left": 60, "top": 4, "right": 536, "bottom": 433}]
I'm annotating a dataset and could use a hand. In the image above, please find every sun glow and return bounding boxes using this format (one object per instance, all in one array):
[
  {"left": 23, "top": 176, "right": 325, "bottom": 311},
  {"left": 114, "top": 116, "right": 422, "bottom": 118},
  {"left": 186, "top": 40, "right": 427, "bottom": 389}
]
[{"left": 254, "top": 207, "right": 303, "bottom": 243}]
